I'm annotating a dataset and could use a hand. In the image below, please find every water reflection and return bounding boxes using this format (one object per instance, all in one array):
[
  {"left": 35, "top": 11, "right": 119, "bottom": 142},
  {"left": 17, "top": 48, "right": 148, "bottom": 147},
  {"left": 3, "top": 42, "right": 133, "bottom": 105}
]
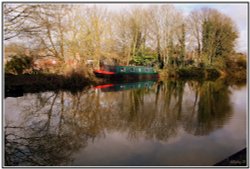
[
  {"left": 4, "top": 79, "right": 243, "bottom": 166},
  {"left": 94, "top": 80, "right": 156, "bottom": 92},
  {"left": 181, "top": 80, "right": 232, "bottom": 135}
]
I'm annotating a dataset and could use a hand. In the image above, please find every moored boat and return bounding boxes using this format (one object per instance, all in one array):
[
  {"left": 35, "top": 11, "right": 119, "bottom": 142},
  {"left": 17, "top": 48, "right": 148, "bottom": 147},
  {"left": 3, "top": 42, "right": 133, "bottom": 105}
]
[
  {"left": 94, "top": 65, "right": 159, "bottom": 80},
  {"left": 94, "top": 80, "right": 156, "bottom": 92}
]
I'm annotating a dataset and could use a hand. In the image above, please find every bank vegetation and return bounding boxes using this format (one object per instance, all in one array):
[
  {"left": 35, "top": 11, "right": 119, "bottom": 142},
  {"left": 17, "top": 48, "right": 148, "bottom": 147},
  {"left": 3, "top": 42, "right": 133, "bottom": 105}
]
[{"left": 4, "top": 4, "right": 247, "bottom": 87}]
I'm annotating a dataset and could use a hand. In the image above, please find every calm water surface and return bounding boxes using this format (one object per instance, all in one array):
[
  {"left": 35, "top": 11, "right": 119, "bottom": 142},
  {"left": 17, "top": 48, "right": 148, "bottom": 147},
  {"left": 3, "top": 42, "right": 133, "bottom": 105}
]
[{"left": 4, "top": 79, "right": 247, "bottom": 166}]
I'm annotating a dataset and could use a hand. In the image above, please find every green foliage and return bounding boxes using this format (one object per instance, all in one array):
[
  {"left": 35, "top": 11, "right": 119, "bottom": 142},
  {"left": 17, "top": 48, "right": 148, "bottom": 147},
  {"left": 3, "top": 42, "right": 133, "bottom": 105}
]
[
  {"left": 5, "top": 55, "right": 33, "bottom": 75},
  {"left": 131, "top": 52, "right": 157, "bottom": 66},
  {"left": 202, "top": 19, "right": 214, "bottom": 64}
]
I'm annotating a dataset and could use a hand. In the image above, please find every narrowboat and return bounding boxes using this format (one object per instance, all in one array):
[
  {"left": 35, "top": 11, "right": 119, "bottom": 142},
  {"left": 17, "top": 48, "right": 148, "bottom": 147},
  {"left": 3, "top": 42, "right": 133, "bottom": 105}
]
[
  {"left": 94, "top": 80, "right": 156, "bottom": 92},
  {"left": 94, "top": 65, "right": 159, "bottom": 80}
]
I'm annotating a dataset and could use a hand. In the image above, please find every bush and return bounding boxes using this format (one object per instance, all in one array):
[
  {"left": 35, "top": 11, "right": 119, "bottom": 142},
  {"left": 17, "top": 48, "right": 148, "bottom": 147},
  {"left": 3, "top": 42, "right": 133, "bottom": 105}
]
[
  {"left": 5, "top": 55, "right": 33, "bottom": 75},
  {"left": 226, "top": 54, "right": 247, "bottom": 73},
  {"left": 213, "top": 57, "right": 227, "bottom": 70},
  {"left": 176, "top": 66, "right": 220, "bottom": 80},
  {"left": 205, "top": 68, "right": 220, "bottom": 79},
  {"left": 130, "top": 53, "right": 157, "bottom": 66},
  {"left": 177, "top": 67, "right": 205, "bottom": 78},
  {"left": 236, "top": 57, "right": 246, "bottom": 69}
]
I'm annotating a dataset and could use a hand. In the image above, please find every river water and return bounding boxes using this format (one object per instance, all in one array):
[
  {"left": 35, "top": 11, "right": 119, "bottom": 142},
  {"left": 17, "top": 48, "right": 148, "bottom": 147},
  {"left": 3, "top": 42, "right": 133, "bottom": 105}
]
[{"left": 4, "top": 79, "right": 247, "bottom": 166}]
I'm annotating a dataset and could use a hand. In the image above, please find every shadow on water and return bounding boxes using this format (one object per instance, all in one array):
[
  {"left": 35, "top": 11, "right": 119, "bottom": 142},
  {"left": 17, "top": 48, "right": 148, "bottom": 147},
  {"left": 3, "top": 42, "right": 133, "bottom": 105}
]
[
  {"left": 4, "top": 73, "right": 95, "bottom": 98},
  {"left": 4, "top": 78, "right": 240, "bottom": 166}
]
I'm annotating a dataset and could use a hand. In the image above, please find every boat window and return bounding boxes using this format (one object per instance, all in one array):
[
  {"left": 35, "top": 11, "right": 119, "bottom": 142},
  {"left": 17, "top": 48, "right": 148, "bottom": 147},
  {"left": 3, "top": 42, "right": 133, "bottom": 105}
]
[
  {"left": 145, "top": 68, "right": 149, "bottom": 72},
  {"left": 130, "top": 68, "right": 135, "bottom": 72},
  {"left": 120, "top": 67, "right": 125, "bottom": 72}
]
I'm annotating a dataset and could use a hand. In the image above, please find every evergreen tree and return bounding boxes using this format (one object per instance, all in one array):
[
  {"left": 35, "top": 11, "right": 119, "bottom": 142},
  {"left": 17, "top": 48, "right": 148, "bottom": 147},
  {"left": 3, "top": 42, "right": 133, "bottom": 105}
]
[
  {"left": 168, "top": 35, "right": 174, "bottom": 66},
  {"left": 201, "top": 9, "right": 238, "bottom": 66},
  {"left": 180, "top": 23, "right": 186, "bottom": 67}
]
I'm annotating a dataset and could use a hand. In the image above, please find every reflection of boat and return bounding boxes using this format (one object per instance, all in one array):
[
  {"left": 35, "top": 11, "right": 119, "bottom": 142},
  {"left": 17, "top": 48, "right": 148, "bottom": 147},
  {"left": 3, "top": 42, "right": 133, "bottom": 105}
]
[
  {"left": 94, "top": 81, "right": 156, "bottom": 92},
  {"left": 94, "top": 65, "right": 159, "bottom": 80}
]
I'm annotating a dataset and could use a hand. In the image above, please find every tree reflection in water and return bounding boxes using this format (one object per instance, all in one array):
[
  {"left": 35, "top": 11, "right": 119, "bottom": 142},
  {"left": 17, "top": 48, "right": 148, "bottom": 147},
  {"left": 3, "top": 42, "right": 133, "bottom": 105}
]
[
  {"left": 5, "top": 79, "right": 233, "bottom": 166},
  {"left": 182, "top": 80, "right": 232, "bottom": 135}
]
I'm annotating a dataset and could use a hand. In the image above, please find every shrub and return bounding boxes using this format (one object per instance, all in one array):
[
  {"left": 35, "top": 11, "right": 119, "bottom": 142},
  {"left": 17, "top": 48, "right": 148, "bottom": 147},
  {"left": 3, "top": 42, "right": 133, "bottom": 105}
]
[
  {"left": 236, "top": 56, "right": 246, "bottom": 69},
  {"left": 5, "top": 55, "right": 33, "bottom": 75},
  {"left": 177, "top": 67, "right": 205, "bottom": 78},
  {"left": 225, "top": 54, "right": 247, "bottom": 72},
  {"left": 131, "top": 53, "right": 157, "bottom": 66},
  {"left": 205, "top": 68, "right": 220, "bottom": 79}
]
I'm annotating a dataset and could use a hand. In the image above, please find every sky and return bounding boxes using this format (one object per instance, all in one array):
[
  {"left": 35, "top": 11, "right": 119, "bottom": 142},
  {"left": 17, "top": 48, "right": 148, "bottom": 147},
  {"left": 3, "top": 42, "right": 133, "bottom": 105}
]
[{"left": 92, "top": 3, "right": 248, "bottom": 53}]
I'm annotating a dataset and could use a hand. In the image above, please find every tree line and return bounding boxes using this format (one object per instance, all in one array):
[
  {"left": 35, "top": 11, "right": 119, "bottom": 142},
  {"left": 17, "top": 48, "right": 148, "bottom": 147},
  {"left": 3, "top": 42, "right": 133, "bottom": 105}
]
[{"left": 4, "top": 4, "right": 239, "bottom": 72}]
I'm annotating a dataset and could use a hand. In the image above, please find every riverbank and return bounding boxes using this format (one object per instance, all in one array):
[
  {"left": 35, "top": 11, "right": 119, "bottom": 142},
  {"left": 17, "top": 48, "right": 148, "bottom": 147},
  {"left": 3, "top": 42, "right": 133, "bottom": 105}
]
[
  {"left": 159, "top": 66, "right": 246, "bottom": 84},
  {"left": 5, "top": 68, "right": 246, "bottom": 98},
  {"left": 160, "top": 67, "right": 220, "bottom": 80},
  {"left": 5, "top": 71, "right": 159, "bottom": 97},
  {"left": 5, "top": 72, "right": 99, "bottom": 97}
]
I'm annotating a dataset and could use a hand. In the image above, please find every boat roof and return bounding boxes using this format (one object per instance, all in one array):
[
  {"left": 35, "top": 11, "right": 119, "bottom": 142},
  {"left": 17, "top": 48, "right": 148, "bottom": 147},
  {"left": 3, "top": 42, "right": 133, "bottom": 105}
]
[{"left": 116, "top": 65, "right": 153, "bottom": 68}]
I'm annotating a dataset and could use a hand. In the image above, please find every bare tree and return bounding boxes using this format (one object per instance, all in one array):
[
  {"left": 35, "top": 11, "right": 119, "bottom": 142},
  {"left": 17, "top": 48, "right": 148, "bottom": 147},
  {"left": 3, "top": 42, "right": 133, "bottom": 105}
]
[
  {"left": 187, "top": 10, "right": 203, "bottom": 60},
  {"left": 4, "top": 3, "right": 239, "bottom": 71},
  {"left": 30, "top": 4, "right": 72, "bottom": 60},
  {"left": 3, "top": 4, "right": 40, "bottom": 41},
  {"left": 148, "top": 5, "right": 184, "bottom": 68},
  {"left": 113, "top": 11, "right": 131, "bottom": 64}
]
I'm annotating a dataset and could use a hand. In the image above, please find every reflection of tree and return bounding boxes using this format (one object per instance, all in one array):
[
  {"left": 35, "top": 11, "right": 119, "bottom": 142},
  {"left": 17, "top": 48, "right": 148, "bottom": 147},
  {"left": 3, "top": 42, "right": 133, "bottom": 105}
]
[
  {"left": 150, "top": 80, "right": 184, "bottom": 140},
  {"left": 172, "top": 81, "right": 185, "bottom": 119},
  {"left": 183, "top": 79, "right": 232, "bottom": 135},
  {"left": 120, "top": 81, "right": 184, "bottom": 141},
  {"left": 5, "top": 92, "right": 98, "bottom": 166},
  {"left": 5, "top": 79, "right": 234, "bottom": 165},
  {"left": 5, "top": 126, "right": 85, "bottom": 166}
]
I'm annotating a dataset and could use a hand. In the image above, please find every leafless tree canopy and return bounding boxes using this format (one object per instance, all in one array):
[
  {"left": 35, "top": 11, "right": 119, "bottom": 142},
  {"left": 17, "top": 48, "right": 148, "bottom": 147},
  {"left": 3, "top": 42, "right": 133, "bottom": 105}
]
[{"left": 4, "top": 4, "right": 239, "bottom": 69}]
